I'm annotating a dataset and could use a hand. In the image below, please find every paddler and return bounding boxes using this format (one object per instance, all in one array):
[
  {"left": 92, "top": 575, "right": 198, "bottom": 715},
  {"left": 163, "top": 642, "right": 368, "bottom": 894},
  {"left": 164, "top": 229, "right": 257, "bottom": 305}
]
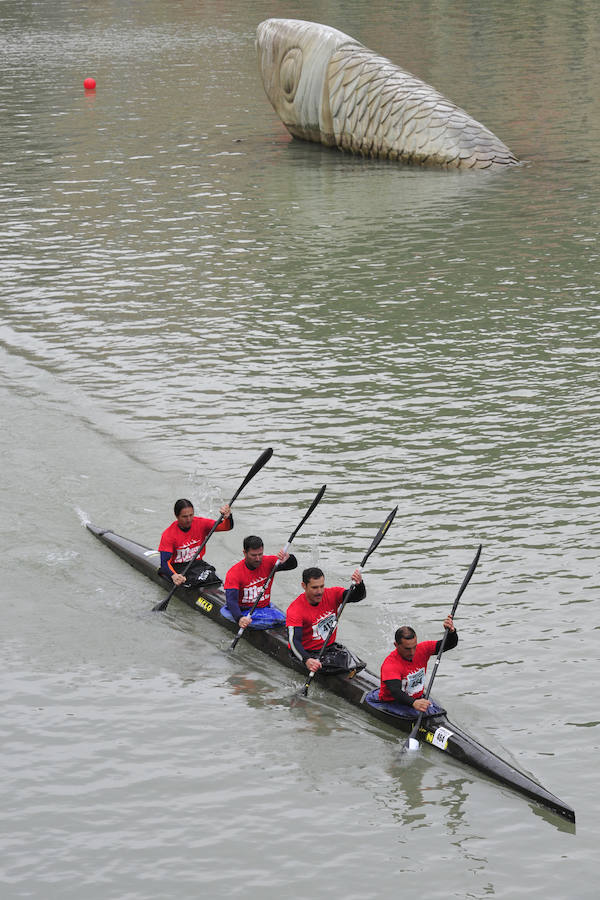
[
  {"left": 286, "top": 566, "right": 366, "bottom": 674},
  {"left": 379, "top": 616, "right": 457, "bottom": 711},
  {"left": 159, "top": 498, "right": 233, "bottom": 588},
  {"left": 223, "top": 535, "right": 297, "bottom": 629}
]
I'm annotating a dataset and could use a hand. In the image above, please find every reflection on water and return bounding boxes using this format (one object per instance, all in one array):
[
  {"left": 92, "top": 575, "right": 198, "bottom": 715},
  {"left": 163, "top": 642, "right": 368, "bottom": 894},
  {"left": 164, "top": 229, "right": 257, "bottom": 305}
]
[{"left": 385, "top": 752, "right": 471, "bottom": 832}]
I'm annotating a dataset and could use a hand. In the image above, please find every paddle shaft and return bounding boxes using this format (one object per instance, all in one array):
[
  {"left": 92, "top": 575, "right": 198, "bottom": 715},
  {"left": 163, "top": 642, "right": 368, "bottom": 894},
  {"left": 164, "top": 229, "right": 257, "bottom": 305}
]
[
  {"left": 301, "top": 505, "right": 398, "bottom": 696},
  {"left": 153, "top": 448, "right": 273, "bottom": 612},
  {"left": 406, "top": 543, "right": 482, "bottom": 748},
  {"left": 229, "top": 485, "right": 327, "bottom": 650}
]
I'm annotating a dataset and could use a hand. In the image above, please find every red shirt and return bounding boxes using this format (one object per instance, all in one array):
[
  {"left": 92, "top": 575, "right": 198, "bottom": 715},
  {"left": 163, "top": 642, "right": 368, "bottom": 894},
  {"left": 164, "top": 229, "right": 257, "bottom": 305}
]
[
  {"left": 224, "top": 555, "right": 279, "bottom": 610},
  {"left": 378, "top": 641, "right": 438, "bottom": 702},
  {"left": 286, "top": 587, "right": 346, "bottom": 655},
  {"left": 158, "top": 516, "right": 231, "bottom": 570}
]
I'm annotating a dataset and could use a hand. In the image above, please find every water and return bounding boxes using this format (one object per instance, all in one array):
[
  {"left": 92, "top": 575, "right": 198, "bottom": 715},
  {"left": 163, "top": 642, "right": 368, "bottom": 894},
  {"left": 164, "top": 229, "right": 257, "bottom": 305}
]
[{"left": 1, "top": 1, "right": 598, "bottom": 897}]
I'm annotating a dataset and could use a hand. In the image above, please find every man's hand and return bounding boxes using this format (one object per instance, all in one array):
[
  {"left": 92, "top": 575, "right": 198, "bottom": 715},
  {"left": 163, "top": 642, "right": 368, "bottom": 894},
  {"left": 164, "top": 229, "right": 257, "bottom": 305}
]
[
  {"left": 171, "top": 573, "right": 186, "bottom": 586},
  {"left": 443, "top": 613, "right": 455, "bottom": 632},
  {"left": 220, "top": 503, "right": 232, "bottom": 519},
  {"left": 413, "top": 698, "right": 432, "bottom": 713},
  {"left": 238, "top": 614, "right": 252, "bottom": 630},
  {"left": 306, "top": 657, "right": 322, "bottom": 673}
]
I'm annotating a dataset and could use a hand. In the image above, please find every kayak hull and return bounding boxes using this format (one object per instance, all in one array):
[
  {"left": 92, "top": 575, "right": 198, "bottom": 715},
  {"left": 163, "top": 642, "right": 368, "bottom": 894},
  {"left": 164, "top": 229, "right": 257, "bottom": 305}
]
[{"left": 86, "top": 523, "right": 575, "bottom": 824}]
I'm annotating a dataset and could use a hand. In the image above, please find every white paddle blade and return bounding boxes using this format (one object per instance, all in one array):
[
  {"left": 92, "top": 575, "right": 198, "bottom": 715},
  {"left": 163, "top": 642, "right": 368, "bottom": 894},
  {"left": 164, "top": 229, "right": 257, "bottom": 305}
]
[{"left": 407, "top": 737, "right": 420, "bottom": 752}]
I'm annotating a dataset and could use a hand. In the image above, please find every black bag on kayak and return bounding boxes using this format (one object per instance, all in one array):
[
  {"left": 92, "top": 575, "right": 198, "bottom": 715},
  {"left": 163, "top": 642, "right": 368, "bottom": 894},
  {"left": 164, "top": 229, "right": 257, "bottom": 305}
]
[
  {"left": 319, "top": 642, "right": 366, "bottom": 676},
  {"left": 172, "top": 559, "right": 222, "bottom": 588}
]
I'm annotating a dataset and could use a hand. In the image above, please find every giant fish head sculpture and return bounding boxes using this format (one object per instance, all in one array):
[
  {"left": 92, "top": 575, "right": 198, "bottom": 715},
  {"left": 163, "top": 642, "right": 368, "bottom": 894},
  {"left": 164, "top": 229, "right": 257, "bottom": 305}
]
[
  {"left": 256, "top": 18, "right": 519, "bottom": 170},
  {"left": 256, "top": 18, "right": 354, "bottom": 146}
]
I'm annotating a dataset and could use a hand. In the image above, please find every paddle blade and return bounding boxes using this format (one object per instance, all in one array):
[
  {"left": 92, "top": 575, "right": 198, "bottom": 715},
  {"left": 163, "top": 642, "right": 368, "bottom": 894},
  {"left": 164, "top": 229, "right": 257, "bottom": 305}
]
[
  {"left": 300, "top": 672, "right": 314, "bottom": 697},
  {"left": 288, "top": 484, "right": 327, "bottom": 542},
  {"left": 451, "top": 543, "right": 482, "bottom": 614},
  {"left": 406, "top": 737, "right": 420, "bottom": 752},
  {"left": 229, "top": 628, "right": 244, "bottom": 651},
  {"left": 229, "top": 447, "right": 273, "bottom": 504},
  {"left": 153, "top": 587, "right": 175, "bottom": 612},
  {"left": 245, "top": 446, "right": 273, "bottom": 481},
  {"left": 360, "top": 505, "right": 398, "bottom": 568}
]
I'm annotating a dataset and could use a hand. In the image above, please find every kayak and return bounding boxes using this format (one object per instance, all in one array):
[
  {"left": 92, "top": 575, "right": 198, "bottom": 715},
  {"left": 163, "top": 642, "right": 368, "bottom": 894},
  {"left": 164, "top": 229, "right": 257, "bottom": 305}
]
[{"left": 86, "top": 523, "right": 575, "bottom": 824}]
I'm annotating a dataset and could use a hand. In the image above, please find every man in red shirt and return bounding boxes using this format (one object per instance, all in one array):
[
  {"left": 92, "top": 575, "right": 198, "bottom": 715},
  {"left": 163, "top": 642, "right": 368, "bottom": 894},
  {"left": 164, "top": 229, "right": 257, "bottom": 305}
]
[
  {"left": 223, "top": 535, "right": 297, "bottom": 629},
  {"left": 286, "top": 566, "right": 366, "bottom": 674},
  {"left": 159, "top": 498, "right": 233, "bottom": 587},
  {"left": 379, "top": 615, "right": 457, "bottom": 711}
]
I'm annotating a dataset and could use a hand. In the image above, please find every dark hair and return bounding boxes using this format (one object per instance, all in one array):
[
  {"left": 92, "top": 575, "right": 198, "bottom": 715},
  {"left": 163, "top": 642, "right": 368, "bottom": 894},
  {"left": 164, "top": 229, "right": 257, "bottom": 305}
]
[
  {"left": 395, "top": 625, "right": 416, "bottom": 643},
  {"left": 174, "top": 498, "right": 194, "bottom": 517},
  {"left": 302, "top": 566, "right": 324, "bottom": 585},
  {"left": 243, "top": 535, "right": 264, "bottom": 552}
]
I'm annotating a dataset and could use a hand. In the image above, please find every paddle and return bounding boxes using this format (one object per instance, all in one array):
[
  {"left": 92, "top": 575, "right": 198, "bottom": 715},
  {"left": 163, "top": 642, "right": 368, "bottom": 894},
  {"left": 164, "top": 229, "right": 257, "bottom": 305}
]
[
  {"left": 228, "top": 484, "right": 327, "bottom": 651},
  {"left": 404, "top": 543, "right": 482, "bottom": 752},
  {"left": 152, "top": 448, "right": 274, "bottom": 612},
  {"left": 300, "top": 505, "right": 398, "bottom": 697}
]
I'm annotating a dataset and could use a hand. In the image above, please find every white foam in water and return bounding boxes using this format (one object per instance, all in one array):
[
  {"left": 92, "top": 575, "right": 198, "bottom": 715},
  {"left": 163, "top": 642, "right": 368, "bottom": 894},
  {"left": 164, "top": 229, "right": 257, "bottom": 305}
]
[{"left": 75, "top": 507, "right": 90, "bottom": 526}]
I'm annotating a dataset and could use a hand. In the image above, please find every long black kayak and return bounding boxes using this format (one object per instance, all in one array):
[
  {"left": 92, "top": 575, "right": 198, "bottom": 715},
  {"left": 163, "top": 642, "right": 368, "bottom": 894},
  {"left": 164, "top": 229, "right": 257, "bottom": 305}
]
[{"left": 87, "top": 523, "right": 575, "bottom": 824}]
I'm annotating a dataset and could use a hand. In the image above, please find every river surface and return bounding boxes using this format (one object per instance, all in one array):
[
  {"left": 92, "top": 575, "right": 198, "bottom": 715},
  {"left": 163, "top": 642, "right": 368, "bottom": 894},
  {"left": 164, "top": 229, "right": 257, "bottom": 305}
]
[{"left": 1, "top": 1, "right": 598, "bottom": 897}]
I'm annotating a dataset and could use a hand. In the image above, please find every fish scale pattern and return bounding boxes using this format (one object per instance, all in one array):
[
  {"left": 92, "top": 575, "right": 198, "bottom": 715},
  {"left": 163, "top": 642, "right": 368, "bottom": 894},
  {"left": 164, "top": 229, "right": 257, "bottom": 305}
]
[{"left": 328, "top": 46, "right": 519, "bottom": 169}]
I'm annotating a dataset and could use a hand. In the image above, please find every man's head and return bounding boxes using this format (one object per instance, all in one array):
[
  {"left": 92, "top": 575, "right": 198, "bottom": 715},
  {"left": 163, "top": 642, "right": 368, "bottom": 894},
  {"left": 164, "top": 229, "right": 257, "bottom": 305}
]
[
  {"left": 243, "top": 535, "right": 264, "bottom": 569},
  {"left": 394, "top": 625, "right": 417, "bottom": 661},
  {"left": 174, "top": 499, "right": 194, "bottom": 530},
  {"left": 302, "top": 567, "right": 325, "bottom": 605}
]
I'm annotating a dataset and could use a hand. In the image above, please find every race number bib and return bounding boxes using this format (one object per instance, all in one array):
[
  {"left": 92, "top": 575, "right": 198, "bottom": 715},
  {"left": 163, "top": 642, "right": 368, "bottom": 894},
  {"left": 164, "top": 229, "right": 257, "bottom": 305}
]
[
  {"left": 313, "top": 612, "right": 336, "bottom": 642},
  {"left": 404, "top": 667, "right": 425, "bottom": 697},
  {"left": 431, "top": 726, "right": 453, "bottom": 751}
]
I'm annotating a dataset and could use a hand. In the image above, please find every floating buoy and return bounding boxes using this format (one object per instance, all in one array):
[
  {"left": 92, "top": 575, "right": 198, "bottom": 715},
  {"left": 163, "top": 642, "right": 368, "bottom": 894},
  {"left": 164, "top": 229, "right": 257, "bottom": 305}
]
[{"left": 83, "top": 77, "right": 96, "bottom": 90}]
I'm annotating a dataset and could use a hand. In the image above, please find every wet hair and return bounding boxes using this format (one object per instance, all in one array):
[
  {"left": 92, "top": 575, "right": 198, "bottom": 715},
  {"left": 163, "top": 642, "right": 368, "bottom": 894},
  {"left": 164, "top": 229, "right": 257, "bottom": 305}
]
[
  {"left": 302, "top": 566, "right": 324, "bottom": 585},
  {"left": 174, "top": 498, "right": 194, "bottom": 517},
  {"left": 243, "top": 535, "right": 264, "bottom": 552},
  {"left": 395, "top": 625, "right": 416, "bottom": 643}
]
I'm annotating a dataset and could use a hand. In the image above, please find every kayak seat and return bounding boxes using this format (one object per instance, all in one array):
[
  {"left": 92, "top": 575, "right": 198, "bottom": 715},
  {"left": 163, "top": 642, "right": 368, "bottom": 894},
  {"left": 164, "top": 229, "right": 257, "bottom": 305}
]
[
  {"left": 364, "top": 689, "right": 446, "bottom": 719},
  {"left": 220, "top": 605, "right": 286, "bottom": 629}
]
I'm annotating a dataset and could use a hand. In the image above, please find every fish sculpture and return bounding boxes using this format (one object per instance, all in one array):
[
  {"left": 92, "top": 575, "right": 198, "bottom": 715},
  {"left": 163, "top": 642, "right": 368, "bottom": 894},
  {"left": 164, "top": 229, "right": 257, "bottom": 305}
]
[{"left": 256, "top": 18, "right": 519, "bottom": 171}]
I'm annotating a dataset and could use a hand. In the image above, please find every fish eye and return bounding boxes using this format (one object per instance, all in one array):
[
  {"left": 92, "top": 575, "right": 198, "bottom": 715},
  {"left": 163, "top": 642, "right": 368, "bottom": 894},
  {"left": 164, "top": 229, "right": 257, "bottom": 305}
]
[{"left": 280, "top": 47, "right": 302, "bottom": 101}]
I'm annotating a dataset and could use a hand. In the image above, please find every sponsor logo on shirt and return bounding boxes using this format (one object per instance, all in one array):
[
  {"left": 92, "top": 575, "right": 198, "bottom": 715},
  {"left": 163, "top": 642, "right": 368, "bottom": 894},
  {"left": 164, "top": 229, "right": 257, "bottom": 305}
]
[
  {"left": 175, "top": 542, "right": 201, "bottom": 563},
  {"left": 242, "top": 577, "right": 269, "bottom": 604}
]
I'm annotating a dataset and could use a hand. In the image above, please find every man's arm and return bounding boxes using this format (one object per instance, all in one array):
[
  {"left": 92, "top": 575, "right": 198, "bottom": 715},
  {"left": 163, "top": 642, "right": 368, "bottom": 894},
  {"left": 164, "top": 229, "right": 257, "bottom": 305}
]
[
  {"left": 159, "top": 550, "right": 186, "bottom": 586},
  {"left": 225, "top": 587, "right": 245, "bottom": 623},
  {"left": 214, "top": 504, "right": 234, "bottom": 531},
  {"left": 160, "top": 550, "right": 174, "bottom": 575},
  {"left": 434, "top": 615, "right": 458, "bottom": 654},
  {"left": 434, "top": 629, "right": 458, "bottom": 653},
  {"left": 342, "top": 580, "right": 366, "bottom": 603},
  {"left": 382, "top": 680, "right": 417, "bottom": 706},
  {"left": 277, "top": 553, "right": 297, "bottom": 572},
  {"left": 288, "top": 625, "right": 310, "bottom": 663},
  {"left": 288, "top": 625, "right": 324, "bottom": 674},
  {"left": 383, "top": 680, "right": 432, "bottom": 712}
]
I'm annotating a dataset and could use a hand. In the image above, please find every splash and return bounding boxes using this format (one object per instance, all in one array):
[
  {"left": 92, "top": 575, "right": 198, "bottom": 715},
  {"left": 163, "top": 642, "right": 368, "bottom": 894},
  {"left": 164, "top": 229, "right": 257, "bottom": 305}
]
[{"left": 75, "top": 506, "right": 91, "bottom": 526}]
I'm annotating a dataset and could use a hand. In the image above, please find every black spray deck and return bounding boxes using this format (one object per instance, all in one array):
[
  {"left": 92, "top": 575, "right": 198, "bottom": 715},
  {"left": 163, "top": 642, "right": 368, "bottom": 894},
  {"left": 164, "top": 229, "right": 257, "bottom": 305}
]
[{"left": 87, "top": 523, "right": 575, "bottom": 824}]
